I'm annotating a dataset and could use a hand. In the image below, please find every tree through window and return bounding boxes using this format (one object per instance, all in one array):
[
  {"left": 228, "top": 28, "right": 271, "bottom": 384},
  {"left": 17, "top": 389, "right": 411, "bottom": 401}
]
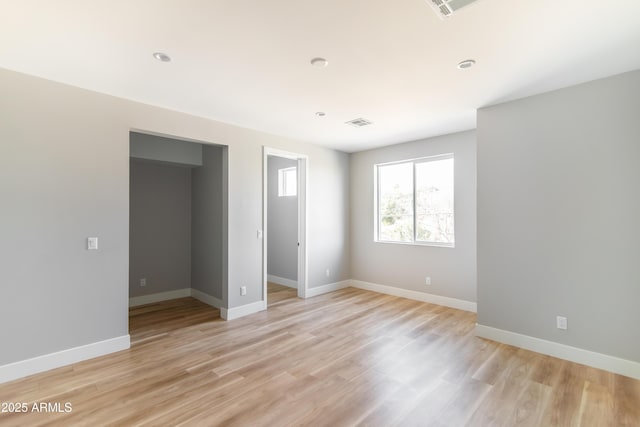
[{"left": 376, "top": 154, "right": 454, "bottom": 246}]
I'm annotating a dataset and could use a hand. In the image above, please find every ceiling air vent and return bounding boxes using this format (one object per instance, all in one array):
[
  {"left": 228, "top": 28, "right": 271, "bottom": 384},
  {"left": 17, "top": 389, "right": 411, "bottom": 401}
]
[
  {"left": 345, "top": 118, "right": 373, "bottom": 127},
  {"left": 428, "top": 0, "right": 479, "bottom": 19}
]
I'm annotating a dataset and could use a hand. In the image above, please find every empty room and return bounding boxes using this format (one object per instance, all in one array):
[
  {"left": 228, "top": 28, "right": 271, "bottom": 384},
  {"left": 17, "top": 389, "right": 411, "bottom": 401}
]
[{"left": 1, "top": 1, "right": 639, "bottom": 426}]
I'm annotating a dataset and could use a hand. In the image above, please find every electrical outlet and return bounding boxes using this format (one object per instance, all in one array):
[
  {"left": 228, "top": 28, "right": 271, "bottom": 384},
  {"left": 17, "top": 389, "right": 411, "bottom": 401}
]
[
  {"left": 556, "top": 316, "right": 567, "bottom": 330},
  {"left": 140, "top": 278, "right": 146, "bottom": 287},
  {"left": 87, "top": 237, "right": 99, "bottom": 250},
  {"left": 425, "top": 276, "right": 431, "bottom": 285},
  {"left": 240, "top": 286, "right": 247, "bottom": 296},
  {"left": 326, "top": 269, "right": 330, "bottom": 277}
]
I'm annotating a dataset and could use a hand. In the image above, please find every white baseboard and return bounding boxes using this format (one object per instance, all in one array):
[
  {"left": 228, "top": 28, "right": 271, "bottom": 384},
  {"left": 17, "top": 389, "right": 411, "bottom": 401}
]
[
  {"left": 221, "top": 300, "right": 266, "bottom": 321},
  {"left": 267, "top": 274, "right": 298, "bottom": 289},
  {"left": 129, "top": 288, "right": 191, "bottom": 307},
  {"left": 0, "top": 335, "right": 130, "bottom": 385},
  {"left": 349, "top": 280, "right": 477, "bottom": 313},
  {"left": 190, "top": 288, "right": 222, "bottom": 309},
  {"left": 476, "top": 324, "right": 640, "bottom": 380},
  {"left": 306, "top": 280, "right": 351, "bottom": 298}
]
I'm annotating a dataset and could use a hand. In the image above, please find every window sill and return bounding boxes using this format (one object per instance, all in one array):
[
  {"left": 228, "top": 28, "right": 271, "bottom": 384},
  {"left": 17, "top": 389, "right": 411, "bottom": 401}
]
[{"left": 374, "top": 240, "right": 455, "bottom": 249}]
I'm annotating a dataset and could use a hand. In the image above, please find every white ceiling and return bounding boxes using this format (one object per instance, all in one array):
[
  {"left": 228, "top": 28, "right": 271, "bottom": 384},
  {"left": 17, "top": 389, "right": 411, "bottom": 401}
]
[{"left": 1, "top": 0, "right": 639, "bottom": 152}]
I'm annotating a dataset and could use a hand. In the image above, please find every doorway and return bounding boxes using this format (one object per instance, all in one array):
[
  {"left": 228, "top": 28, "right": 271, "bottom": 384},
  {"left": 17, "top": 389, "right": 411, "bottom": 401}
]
[
  {"left": 128, "top": 131, "right": 228, "bottom": 322},
  {"left": 263, "top": 148, "right": 307, "bottom": 307}
]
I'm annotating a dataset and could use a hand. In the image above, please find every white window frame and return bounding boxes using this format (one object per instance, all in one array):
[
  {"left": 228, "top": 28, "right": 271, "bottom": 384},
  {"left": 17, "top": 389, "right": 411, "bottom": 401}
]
[
  {"left": 374, "top": 153, "right": 455, "bottom": 247},
  {"left": 278, "top": 166, "right": 297, "bottom": 197}
]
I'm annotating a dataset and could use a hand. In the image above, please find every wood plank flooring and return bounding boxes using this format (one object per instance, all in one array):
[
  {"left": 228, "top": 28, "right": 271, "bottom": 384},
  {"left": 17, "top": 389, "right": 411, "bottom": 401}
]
[
  {"left": 1, "top": 288, "right": 638, "bottom": 426},
  {"left": 267, "top": 282, "right": 298, "bottom": 307}
]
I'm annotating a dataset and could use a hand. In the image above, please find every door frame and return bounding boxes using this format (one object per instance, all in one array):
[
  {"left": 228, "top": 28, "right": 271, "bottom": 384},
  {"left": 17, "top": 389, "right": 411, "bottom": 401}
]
[
  {"left": 263, "top": 147, "right": 308, "bottom": 302},
  {"left": 128, "top": 128, "right": 229, "bottom": 312}
]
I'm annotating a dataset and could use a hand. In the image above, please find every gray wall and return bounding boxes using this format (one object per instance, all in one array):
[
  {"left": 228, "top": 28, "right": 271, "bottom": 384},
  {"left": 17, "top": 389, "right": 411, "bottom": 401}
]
[
  {"left": 192, "top": 145, "right": 225, "bottom": 299},
  {"left": 477, "top": 70, "right": 640, "bottom": 363},
  {"left": 350, "top": 130, "right": 477, "bottom": 303},
  {"left": 307, "top": 150, "right": 351, "bottom": 288},
  {"left": 130, "top": 132, "right": 202, "bottom": 166},
  {"left": 0, "top": 71, "right": 129, "bottom": 365},
  {"left": 267, "top": 156, "right": 298, "bottom": 281},
  {"left": 129, "top": 159, "right": 192, "bottom": 297},
  {"left": 0, "top": 67, "right": 350, "bottom": 366}
]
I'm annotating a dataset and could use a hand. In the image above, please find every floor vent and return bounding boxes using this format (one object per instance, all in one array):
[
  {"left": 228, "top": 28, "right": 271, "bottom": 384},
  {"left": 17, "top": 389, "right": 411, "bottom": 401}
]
[
  {"left": 346, "top": 118, "right": 373, "bottom": 127},
  {"left": 428, "top": 0, "right": 479, "bottom": 19}
]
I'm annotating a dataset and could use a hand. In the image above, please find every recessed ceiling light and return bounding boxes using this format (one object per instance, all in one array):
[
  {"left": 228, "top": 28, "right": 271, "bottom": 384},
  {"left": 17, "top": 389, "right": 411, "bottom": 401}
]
[
  {"left": 310, "top": 57, "right": 328, "bottom": 68},
  {"left": 315, "top": 112, "right": 326, "bottom": 117},
  {"left": 153, "top": 52, "right": 171, "bottom": 62},
  {"left": 457, "top": 59, "right": 476, "bottom": 70}
]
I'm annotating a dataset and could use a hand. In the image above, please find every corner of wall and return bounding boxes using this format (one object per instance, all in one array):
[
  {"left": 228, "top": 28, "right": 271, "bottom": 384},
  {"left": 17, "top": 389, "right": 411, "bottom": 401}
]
[{"left": 476, "top": 324, "right": 640, "bottom": 380}]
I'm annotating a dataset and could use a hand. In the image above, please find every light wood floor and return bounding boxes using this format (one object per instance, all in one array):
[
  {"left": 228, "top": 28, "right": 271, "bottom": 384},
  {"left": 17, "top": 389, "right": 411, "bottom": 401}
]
[
  {"left": 267, "top": 281, "right": 298, "bottom": 307},
  {"left": 1, "top": 288, "right": 638, "bottom": 426}
]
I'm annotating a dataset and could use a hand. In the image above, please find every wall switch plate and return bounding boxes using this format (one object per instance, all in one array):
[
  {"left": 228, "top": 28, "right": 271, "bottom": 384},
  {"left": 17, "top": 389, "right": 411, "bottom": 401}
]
[
  {"left": 326, "top": 269, "right": 330, "bottom": 277},
  {"left": 425, "top": 276, "right": 431, "bottom": 285},
  {"left": 140, "top": 278, "right": 146, "bottom": 287},
  {"left": 257, "top": 229, "right": 263, "bottom": 239},
  {"left": 556, "top": 316, "right": 567, "bottom": 330},
  {"left": 87, "top": 237, "right": 99, "bottom": 250},
  {"left": 240, "top": 286, "right": 247, "bottom": 296}
]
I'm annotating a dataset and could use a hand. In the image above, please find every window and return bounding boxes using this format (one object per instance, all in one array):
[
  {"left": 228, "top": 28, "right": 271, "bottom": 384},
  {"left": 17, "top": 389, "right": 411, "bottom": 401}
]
[
  {"left": 375, "top": 154, "right": 454, "bottom": 246},
  {"left": 278, "top": 166, "right": 297, "bottom": 197}
]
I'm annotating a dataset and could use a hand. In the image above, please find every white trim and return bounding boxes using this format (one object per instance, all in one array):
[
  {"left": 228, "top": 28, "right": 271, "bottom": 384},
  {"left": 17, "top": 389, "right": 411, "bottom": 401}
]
[
  {"left": 221, "top": 300, "right": 267, "bottom": 321},
  {"left": 263, "top": 149, "right": 268, "bottom": 308},
  {"left": 262, "top": 147, "right": 302, "bottom": 161},
  {"left": 0, "top": 335, "right": 130, "bottom": 384},
  {"left": 349, "top": 280, "right": 477, "bottom": 313},
  {"left": 190, "top": 288, "right": 222, "bottom": 309},
  {"left": 129, "top": 288, "right": 191, "bottom": 307},
  {"left": 263, "top": 147, "right": 309, "bottom": 305},
  {"left": 475, "top": 324, "right": 640, "bottom": 380},
  {"left": 373, "top": 240, "right": 455, "bottom": 248},
  {"left": 306, "top": 280, "right": 351, "bottom": 298},
  {"left": 267, "top": 274, "right": 298, "bottom": 289},
  {"left": 297, "top": 156, "right": 308, "bottom": 299},
  {"left": 375, "top": 152, "right": 455, "bottom": 168}
]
